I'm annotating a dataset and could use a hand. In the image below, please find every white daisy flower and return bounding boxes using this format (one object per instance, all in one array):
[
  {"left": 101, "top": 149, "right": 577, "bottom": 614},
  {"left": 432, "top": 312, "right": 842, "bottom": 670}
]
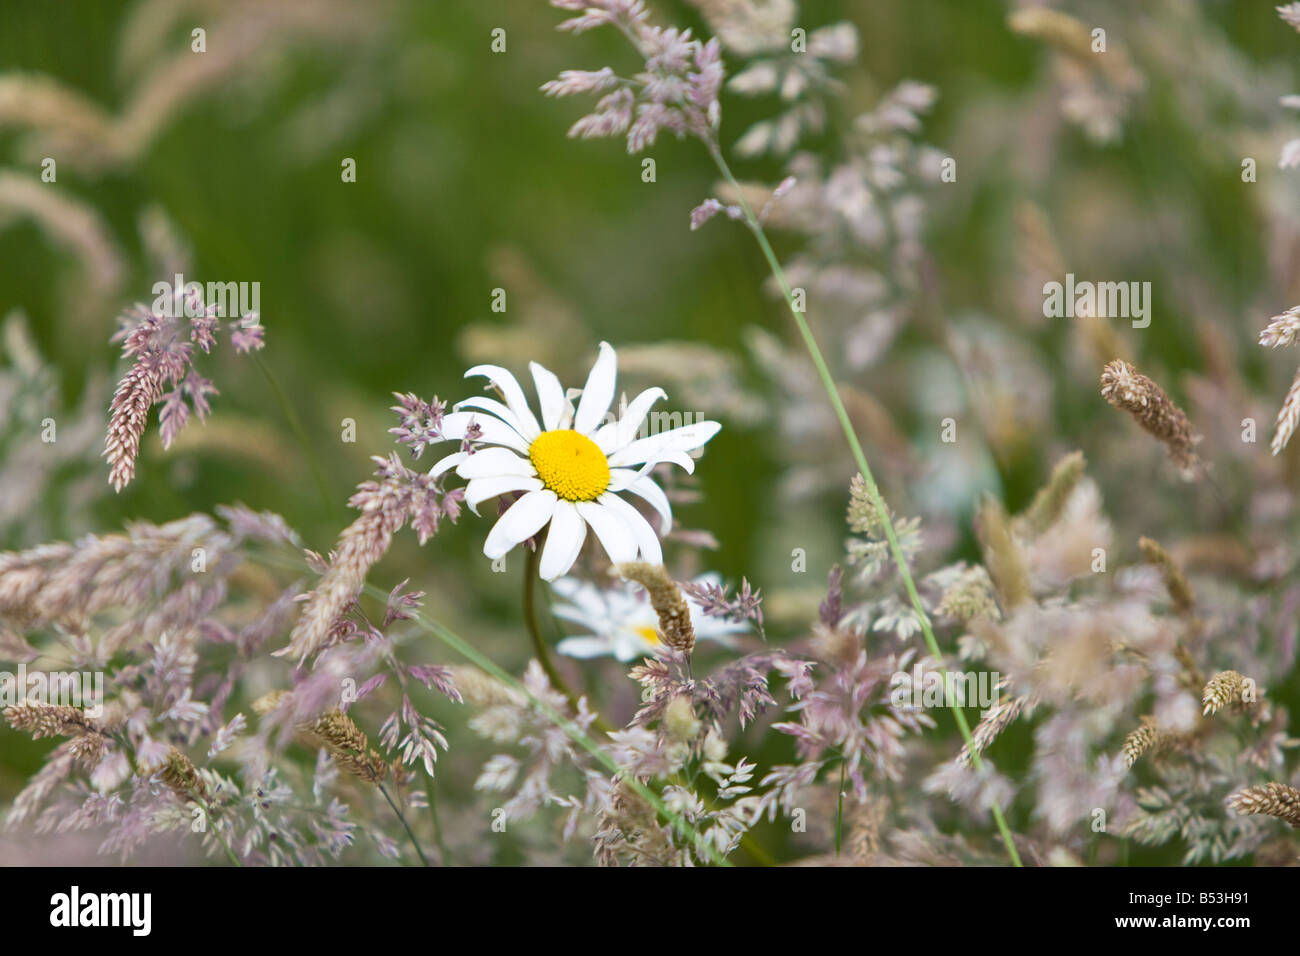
[
  {"left": 429, "top": 342, "right": 721, "bottom": 580},
  {"left": 550, "top": 574, "right": 748, "bottom": 661}
]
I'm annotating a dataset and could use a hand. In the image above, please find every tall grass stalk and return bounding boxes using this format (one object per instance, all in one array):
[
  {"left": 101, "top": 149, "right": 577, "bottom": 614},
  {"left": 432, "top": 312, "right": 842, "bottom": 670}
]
[{"left": 704, "top": 142, "right": 1024, "bottom": 868}]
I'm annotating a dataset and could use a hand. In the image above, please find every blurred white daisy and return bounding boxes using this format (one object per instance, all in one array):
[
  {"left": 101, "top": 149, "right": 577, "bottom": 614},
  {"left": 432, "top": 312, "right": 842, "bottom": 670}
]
[
  {"left": 551, "top": 574, "right": 748, "bottom": 661},
  {"left": 429, "top": 342, "right": 721, "bottom": 580}
]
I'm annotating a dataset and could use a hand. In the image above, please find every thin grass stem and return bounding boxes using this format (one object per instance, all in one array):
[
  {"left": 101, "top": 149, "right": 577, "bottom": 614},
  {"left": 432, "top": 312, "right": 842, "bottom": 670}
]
[{"left": 704, "top": 141, "right": 1023, "bottom": 868}]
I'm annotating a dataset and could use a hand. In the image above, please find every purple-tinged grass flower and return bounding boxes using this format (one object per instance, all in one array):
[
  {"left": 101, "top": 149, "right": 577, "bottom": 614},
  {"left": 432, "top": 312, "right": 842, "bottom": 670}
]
[
  {"left": 103, "top": 289, "right": 264, "bottom": 492},
  {"left": 543, "top": 1, "right": 724, "bottom": 154}
]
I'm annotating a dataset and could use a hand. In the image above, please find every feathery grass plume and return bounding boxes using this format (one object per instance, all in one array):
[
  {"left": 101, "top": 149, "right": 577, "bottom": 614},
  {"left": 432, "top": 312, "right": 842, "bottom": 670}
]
[
  {"left": 1202, "top": 670, "right": 1250, "bottom": 716},
  {"left": 1015, "top": 451, "right": 1086, "bottom": 536},
  {"left": 1100, "top": 360, "right": 1200, "bottom": 474},
  {"left": 1259, "top": 306, "right": 1300, "bottom": 453},
  {"left": 616, "top": 562, "right": 696, "bottom": 655},
  {"left": 678, "top": 575, "right": 764, "bottom": 639},
  {"left": 543, "top": 1, "right": 723, "bottom": 155},
  {"left": 1281, "top": 4, "right": 1300, "bottom": 33},
  {"left": 847, "top": 472, "right": 887, "bottom": 535},
  {"left": 306, "top": 709, "right": 388, "bottom": 783},
  {"left": 1227, "top": 782, "right": 1300, "bottom": 827},
  {"left": 154, "top": 747, "right": 206, "bottom": 799},
  {"left": 0, "top": 512, "right": 230, "bottom": 635},
  {"left": 281, "top": 395, "right": 461, "bottom": 662},
  {"left": 1006, "top": 7, "right": 1142, "bottom": 143},
  {"left": 1008, "top": 8, "right": 1097, "bottom": 59},
  {"left": 279, "top": 449, "right": 462, "bottom": 664},
  {"left": 1138, "top": 536, "right": 1195, "bottom": 615},
  {"left": 937, "top": 566, "right": 999, "bottom": 624},
  {"left": 957, "top": 685, "right": 1032, "bottom": 766},
  {"left": 975, "top": 497, "right": 1030, "bottom": 609},
  {"left": 103, "top": 290, "right": 265, "bottom": 491},
  {"left": 3, "top": 701, "right": 105, "bottom": 740}
]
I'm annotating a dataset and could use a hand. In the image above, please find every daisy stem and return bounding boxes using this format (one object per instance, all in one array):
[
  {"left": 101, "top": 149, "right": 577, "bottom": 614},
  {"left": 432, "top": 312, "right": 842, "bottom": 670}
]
[
  {"left": 705, "top": 141, "right": 1023, "bottom": 868},
  {"left": 522, "top": 546, "right": 616, "bottom": 735}
]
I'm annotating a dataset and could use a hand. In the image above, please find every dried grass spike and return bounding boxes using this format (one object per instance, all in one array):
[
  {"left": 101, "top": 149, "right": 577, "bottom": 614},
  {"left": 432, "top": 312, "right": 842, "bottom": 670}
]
[
  {"left": 1017, "top": 451, "right": 1086, "bottom": 535},
  {"left": 615, "top": 561, "right": 695, "bottom": 655},
  {"left": 155, "top": 747, "right": 206, "bottom": 798},
  {"left": 307, "top": 709, "right": 388, "bottom": 783},
  {"left": 975, "top": 497, "right": 1030, "bottom": 609},
  {"left": 1100, "top": 360, "right": 1199, "bottom": 474},
  {"left": 1138, "top": 536, "right": 1195, "bottom": 615},
  {"left": 3, "top": 701, "right": 104, "bottom": 740},
  {"left": 1269, "top": 365, "right": 1300, "bottom": 455},
  {"left": 1202, "top": 670, "right": 1248, "bottom": 716},
  {"left": 1227, "top": 783, "right": 1300, "bottom": 828},
  {"left": 1122, "top": 716, "right": 1161, "bottom": 769}
]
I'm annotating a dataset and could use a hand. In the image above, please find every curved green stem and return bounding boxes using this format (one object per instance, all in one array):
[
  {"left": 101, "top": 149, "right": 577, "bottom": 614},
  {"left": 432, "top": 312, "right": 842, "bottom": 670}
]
[{"left": 523, "top": 547, "right": 615, "bottom": 735}]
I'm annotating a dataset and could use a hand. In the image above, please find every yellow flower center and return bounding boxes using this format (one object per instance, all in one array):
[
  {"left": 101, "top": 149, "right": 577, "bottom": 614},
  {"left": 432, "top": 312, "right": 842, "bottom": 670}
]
[
  {"left": 634, "top": 625, "right": 661, "bottom": 645},
  {"left": 528, "top": 429, "right": 610, "bottom": 502}
]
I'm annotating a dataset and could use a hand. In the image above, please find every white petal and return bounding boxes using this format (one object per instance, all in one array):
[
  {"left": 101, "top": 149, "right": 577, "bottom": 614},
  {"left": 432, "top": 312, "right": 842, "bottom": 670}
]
[
  {"left": 574, "top": 501, "right": 638, "bottom": 564},
  {"left": 551, "top": 579, "right": 608, "bottom": 622},
  {"left": 574, "top": 341, "right": 617, "bottom": 435},
  {"left": 606, "top": 419, "right": 721, "bottom": 469},
  {"left": 612, "top": 387, "right": 667, "bottom": 448},
  {"left": 549, "top": 577, "right": 583, "bottom": 601},
  {"left": 556, "top": 636, "right": 615, "bottom": 659},
  {"left": 622, "top": 475, "right": 673, "bottom": 533},
  {"left": 589, "top": 420, "right": 622, "bottom": 455},
  {"left": 464, "top": 475, "right": 543, "bottom": 514},
  {"left": 530, "top": 361, "right": 570, "bottom": 432},
  {"left": 464, "top": 365, "right": 542, "bottom": 437},
  {"left": 483, "top": 490, "right": 558, "bottom": 559},
  {"left": 614, "top": 630, "right": 657, "bottom": 662},
  {"left": 456, "top": 447, "right": 536, "bottom": 480},
  {"left": 429, "top": 451, "right": 467, "bottom": 478},
  {"left": 597, "top": 493, "right": 662, "bottom": 564},
  {"left": 440, "top": 411, "right": 530, "bottom": 454},
  {"left": 455, "top": 396, "right": 540, "bottom": 442},
  {"left": 539, "top": 501, "right": 587, "bottom": 581}
]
